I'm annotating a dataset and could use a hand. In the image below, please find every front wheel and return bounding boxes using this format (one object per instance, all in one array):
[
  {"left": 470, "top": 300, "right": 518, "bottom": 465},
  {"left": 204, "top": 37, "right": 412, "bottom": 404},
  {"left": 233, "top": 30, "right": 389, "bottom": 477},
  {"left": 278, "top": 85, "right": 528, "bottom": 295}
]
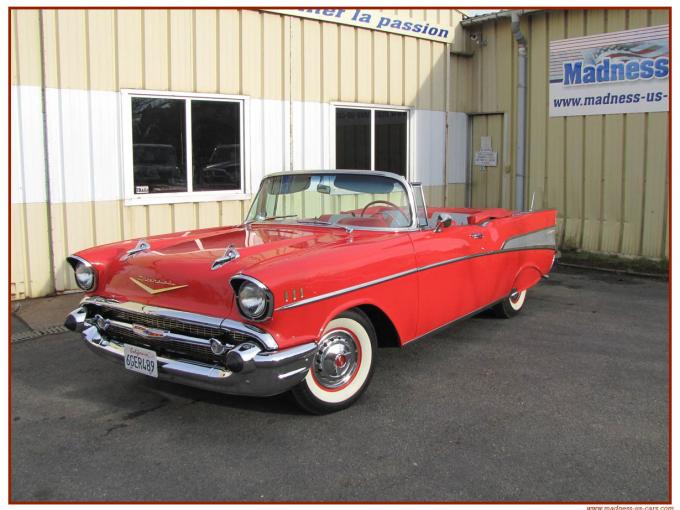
[
  {"left": 492, "top": 289, "right": 527, "bottom": 318},
  {"left": 291, "top": 309, "right": 376, "bottom": 414}
]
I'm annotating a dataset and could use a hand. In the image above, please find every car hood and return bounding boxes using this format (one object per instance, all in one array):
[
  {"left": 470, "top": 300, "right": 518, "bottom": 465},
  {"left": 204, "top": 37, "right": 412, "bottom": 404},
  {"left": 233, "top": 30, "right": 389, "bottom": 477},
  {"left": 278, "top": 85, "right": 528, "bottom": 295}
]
[{"left": 84, "top": 224, "right": 351, "bottom": 317}]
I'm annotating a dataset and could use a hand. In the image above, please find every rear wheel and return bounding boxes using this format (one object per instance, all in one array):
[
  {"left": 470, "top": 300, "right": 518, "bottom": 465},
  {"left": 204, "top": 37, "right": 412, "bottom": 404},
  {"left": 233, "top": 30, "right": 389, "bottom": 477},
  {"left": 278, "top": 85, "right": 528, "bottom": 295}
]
[
  {"left": 291, "top": 309, "right": 376, "bottom": 414},
  {"left": 492, "top": 289, "right": 527, "bottom": 318}
]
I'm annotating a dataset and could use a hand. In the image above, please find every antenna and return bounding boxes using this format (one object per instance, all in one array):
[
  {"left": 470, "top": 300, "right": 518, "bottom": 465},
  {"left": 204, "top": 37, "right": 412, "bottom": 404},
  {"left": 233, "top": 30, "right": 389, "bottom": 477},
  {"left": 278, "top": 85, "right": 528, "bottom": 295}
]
[{"left": 529, "top": 192, "right": 535, "bottom": 212}]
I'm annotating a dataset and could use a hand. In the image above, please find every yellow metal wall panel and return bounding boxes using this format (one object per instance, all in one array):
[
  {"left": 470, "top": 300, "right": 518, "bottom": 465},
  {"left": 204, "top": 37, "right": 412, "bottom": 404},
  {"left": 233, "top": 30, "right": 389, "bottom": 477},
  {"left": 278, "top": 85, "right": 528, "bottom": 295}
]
[
  {"left": 13, "top": 10, "right": 43, "bottom": 87},
  {"left": 373, "top": 32, "right": 389, "bottom": 105},
  {"left": 356, "top": 29, "right": 373, "bottom": 103},
  {"left": 195, "top": 10, "right": 218, "bottom": 93},
  {"left": 339, "top": 25, "right": 356, "bottom": 102},
  {"left": 562, "top": 10, "right": 585, "bottom": 249},
  {"left": 526, "top": 14, "right": 548, "bottom": 212},
  {"left": 87, "top": 10, "right": 117, "bottom": 91},
  {"left": 641, "top": 112, "right": 668, "bottom": 257},
  {"left": 620, "top": 113, "right": 646, "bottom": 255},
  {"left": 218, "top": 10, "right": 241, "bottom": 95},
  {"left": 263, "top": 13, "right": 284, "bottom": 101},
  {"left": 241, "top": 10, "right": 262, "bottom": 98},
  {"left": 221, "top": 200, "right": 243, "bottom": 226},
  {"left": 93, "top": 201, "right": 123, "bottom": 246},
  {"left": 446, "top": 183, "right": 466, "bottom": 207},
  {"left": 430, "top": 42, "right": 447, "bottom": 112},
  {"left": 10, "top": 11, "right": 18, "bottom": 85},
  {"left": 117, "top": 10, "right": 143, "bottom": 89},
  {"left": 12, "top": 202, "right": 55, "bottom": 298},
  {"left": 288, "top": 16, "right": 302, "bottom": 103},
  {"left": 388, "top": 34, "right": 403, "bottom": 105},
  {"left": 148, "top": 204, "right": 173, "bottom": 235},
  {"left": 417, "top": 41, "right": 432, "bottom": 110},
  {"left": 173, "top": 202, "right": 197, "bottom": 232},
  {"left": 198, "top": 202, "right": 220, "bottom": 229},
  {"left": 123, "top": 204, "right": 148, "bottom": 240},
  {"left": 302, "top": 19, "right": 322, "bottom": 103},
  {"left": 143, "top": 10, "right": 170, "bottom": 91},
  {"left": 403, "top": 38, "right": 418, "bottom": 106},
  {"left": 169, "top": 10, "right": 194, "bottom": 92},
  {"left": 56, "top": 10, "right": 88, "bottom": 90},
  {"left": 321, "top": 23, "right": 339, "bottom": 102}
]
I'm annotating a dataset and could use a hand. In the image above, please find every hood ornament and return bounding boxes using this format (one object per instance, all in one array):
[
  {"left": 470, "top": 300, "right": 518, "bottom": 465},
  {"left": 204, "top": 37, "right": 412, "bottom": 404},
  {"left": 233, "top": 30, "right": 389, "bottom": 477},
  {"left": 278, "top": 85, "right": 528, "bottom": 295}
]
[
  {"left": 121, "top": 239, "right": 150, "bottom": 261},
  {"left": 211, "top": 244, "right": 240, "bottom": 271}
]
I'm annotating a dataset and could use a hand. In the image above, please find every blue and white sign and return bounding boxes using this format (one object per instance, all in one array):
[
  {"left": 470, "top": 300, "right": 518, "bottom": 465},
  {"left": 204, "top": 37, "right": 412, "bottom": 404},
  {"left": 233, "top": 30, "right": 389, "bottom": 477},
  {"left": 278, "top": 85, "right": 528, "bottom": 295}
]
[{"left": 549, "top": 25, "right": 669, "bottom": 117}]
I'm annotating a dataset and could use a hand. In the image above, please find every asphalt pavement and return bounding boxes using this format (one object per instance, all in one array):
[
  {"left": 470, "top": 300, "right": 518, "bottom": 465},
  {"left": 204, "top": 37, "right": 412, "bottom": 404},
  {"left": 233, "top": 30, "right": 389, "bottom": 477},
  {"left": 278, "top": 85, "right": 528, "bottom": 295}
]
[{"left": 10, "top": 267, "right": 669, "bottom": 502}]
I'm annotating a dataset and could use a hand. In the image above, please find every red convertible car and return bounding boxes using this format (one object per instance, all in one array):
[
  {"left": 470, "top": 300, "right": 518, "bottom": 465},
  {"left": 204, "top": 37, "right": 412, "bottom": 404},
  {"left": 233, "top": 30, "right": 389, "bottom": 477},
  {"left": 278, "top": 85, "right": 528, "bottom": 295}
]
[{"left": 65, "top": 170, "right": 557, "bottom": 413}]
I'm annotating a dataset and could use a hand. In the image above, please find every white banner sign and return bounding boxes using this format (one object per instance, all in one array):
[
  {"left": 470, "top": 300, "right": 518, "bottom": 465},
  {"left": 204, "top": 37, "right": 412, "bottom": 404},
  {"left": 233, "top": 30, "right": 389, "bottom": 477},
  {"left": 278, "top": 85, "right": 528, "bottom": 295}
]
[
  {"left": 549, "top": 25, "right": 669, "bottom": 117},
  {"left": 264, "top": 9, "right": 454, "bottom": 44}
]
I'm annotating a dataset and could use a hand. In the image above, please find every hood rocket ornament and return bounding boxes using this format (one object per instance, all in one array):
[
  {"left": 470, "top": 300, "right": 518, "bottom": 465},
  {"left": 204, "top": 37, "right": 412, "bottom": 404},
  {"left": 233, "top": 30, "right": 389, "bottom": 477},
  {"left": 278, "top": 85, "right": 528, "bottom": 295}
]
[{"left": 211, "top": 244, "right": 240, "bottom": 271}]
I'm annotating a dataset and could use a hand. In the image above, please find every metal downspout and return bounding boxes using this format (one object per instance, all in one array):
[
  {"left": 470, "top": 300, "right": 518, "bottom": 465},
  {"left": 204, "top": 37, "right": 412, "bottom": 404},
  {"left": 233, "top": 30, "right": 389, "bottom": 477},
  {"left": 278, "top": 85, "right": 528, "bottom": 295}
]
[
  {"left": 511, "top": 13, "right": 527, "bottom": 211},
  {"left": 443, "top": 42, "right": 450, "bottom": 207}
]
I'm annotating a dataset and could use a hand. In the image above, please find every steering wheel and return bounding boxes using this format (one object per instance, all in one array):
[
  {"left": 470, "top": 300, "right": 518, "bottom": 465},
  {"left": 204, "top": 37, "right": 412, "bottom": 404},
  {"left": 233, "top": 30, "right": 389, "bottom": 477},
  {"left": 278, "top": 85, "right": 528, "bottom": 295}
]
[{"left": 360, "top": 200, "right": 410, "bottom": 226}]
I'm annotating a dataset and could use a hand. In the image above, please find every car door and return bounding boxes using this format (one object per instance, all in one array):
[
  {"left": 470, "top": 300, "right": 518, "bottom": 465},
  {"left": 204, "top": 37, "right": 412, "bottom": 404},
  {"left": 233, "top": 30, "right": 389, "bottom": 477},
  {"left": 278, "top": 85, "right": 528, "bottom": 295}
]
[{"left": 408, "top": 223, "right": 490, "bottom": 338}]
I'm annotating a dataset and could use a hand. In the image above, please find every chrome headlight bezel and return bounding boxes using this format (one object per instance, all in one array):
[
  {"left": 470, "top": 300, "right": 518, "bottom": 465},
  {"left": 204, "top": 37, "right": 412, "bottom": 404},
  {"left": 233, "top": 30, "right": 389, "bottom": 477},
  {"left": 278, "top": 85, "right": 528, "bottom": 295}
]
[
  {"left": 230, "top": 275, "right": 274, "bottom": 322},
  {"left": 66, "top": 255, "right": 98, "bottom": 291}
]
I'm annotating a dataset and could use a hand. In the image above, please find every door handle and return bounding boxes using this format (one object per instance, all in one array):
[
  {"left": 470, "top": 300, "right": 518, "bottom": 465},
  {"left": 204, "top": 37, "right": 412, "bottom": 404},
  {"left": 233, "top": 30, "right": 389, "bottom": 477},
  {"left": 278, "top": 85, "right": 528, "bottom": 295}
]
[{"left": 469, "top": 232, "right": 484, "bottom": 239}]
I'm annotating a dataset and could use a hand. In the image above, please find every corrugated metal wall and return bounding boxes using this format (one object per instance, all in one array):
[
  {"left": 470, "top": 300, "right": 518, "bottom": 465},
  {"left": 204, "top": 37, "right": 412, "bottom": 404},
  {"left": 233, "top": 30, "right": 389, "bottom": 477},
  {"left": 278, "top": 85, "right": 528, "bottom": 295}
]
[
  {"left": 11, "top": 8, "right": 462, "bottom": 299},
  {"left": 450, "top": 9, "right": 669, "bottom": 259}
]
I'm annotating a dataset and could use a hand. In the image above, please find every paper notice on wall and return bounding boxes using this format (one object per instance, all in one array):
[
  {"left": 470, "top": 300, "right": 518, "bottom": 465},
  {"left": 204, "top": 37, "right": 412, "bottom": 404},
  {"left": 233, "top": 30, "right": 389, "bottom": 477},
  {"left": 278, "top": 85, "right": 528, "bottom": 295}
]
[
  {"left": 474, "top": 136, "right": 497, "bottom": 167},
  {"left": 481, "top": 136, "right": 492, "bottom": 151}
]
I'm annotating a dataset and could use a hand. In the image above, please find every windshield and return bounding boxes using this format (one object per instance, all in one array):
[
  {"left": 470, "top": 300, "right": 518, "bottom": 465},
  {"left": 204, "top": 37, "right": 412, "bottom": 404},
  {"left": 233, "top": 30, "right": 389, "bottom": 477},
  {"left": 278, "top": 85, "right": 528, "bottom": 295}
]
[{"left": 246, "top": 173, "right": 413, "bottom": 230}]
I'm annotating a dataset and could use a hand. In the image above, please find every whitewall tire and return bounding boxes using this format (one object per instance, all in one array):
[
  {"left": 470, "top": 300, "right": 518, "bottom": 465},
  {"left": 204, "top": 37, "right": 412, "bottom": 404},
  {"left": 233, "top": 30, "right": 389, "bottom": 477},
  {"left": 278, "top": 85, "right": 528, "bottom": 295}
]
[
  {"left": 492, "top": 289, "right": 527, "bottom": 318},
  {"left": 291, "top": 309, "right": 376, "bottom": 414}
]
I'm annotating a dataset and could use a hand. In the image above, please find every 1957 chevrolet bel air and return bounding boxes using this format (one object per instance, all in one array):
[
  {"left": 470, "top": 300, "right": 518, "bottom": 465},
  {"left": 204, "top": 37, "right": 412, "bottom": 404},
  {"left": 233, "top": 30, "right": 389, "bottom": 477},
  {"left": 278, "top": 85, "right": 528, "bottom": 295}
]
[{"left": 65, "top": 170, "right": 557, "bottom": 414}]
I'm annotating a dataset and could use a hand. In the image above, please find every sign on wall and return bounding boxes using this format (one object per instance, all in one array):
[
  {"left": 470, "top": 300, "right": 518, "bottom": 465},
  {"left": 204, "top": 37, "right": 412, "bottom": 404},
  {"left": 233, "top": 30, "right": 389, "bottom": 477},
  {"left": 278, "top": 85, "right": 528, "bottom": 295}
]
[
  {"left": 549, "top": 25, "right": 669, "bottom": 117},
  {"left": 264, "top": 9, "right": 454, "bottom": 44}
]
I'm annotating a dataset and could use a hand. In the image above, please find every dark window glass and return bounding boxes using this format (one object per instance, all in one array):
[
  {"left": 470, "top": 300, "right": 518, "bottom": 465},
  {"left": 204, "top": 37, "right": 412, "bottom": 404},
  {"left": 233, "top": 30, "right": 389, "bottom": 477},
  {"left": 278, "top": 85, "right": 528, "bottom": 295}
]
[
  {"left": 192, "top": 100, "right": 241, "bottom": 191},
  {"left": 335, "top": 108, "right": 370, "bottom": 170},
  {"left": 375, "top": 110, "right": 407, "bottom": 176},
  {"left": 131, "top": 97, "right": 187, "bottom": 194}
]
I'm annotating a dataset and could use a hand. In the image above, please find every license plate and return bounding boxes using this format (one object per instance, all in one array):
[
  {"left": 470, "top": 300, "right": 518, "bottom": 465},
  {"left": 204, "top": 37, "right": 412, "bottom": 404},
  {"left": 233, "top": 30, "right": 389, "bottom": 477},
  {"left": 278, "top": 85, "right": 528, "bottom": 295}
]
[{"left": 123, "top": 344, "right": 158, "bottom": 378}]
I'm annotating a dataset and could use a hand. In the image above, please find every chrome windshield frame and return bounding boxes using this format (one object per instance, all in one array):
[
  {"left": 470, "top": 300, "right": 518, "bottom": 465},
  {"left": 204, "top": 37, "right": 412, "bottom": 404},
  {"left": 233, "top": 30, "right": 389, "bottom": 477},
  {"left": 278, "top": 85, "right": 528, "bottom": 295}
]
[{"left": 244, "top": 170, "right": 420, "bottom": 233}]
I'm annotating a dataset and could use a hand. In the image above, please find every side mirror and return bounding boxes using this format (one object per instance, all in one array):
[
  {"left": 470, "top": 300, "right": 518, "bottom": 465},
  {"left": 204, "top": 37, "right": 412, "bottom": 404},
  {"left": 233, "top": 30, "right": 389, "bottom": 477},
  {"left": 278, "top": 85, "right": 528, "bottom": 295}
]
[{"left": 435, "top": 216, "right": 452, "bottom": 233}]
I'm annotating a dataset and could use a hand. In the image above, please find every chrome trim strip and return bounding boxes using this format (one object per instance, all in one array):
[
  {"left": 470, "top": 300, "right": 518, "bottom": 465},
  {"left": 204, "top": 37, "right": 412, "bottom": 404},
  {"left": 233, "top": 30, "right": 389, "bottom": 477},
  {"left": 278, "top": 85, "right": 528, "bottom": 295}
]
[
  {"left": 80, "top": 297, "right": 278, "bottom": 350},
  {"left": 276, "top": 243, "right": 556, "bottom": 311},
  {"left": 276, "top": 267, "right": 419, "bottom": 311}
]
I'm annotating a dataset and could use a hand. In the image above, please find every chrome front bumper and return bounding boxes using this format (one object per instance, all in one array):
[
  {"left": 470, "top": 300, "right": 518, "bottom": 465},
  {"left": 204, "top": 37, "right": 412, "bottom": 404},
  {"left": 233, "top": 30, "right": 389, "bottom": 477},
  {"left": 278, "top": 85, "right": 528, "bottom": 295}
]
[{"left": 65, "top": 304, "right": 317, "bottom": 397}]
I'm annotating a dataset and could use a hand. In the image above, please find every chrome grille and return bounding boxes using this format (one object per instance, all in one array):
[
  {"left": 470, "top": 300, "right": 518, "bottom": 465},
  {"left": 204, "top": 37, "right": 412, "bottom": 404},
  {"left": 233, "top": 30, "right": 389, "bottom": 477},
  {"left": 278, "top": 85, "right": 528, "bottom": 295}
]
[
  {"left": 85, "top": 304, "right": 256, "bottom": 364},
  {"left": 102, "top": 308, "right": 222, "bottom": 339},
  {"left": 106, "top": 324, "right": 217, "bottom": 363}
]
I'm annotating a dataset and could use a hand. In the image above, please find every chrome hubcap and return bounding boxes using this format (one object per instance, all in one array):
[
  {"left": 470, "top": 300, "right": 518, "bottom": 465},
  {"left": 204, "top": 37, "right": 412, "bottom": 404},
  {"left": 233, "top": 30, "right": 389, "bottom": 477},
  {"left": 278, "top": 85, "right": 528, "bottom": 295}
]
[{"left": 313, "top": 330, "right": 359, "bottom": 389}]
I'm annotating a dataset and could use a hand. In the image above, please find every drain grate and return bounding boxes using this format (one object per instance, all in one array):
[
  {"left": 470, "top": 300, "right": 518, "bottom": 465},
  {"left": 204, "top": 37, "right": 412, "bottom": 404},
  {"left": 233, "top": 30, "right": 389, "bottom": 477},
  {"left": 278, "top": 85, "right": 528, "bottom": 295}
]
[{"left": 11, "top": 324, "right": 70, "bottom": 343}]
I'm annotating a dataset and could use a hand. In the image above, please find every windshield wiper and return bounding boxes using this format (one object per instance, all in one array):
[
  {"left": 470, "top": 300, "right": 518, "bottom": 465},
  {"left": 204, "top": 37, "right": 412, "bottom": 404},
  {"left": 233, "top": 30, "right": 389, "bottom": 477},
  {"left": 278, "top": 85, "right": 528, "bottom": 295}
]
[
  {"left": 247, "top": 214, "right": 298, "bottom": 224},
  {"left": 296, "top": 219, "right": 353, "bottom": 232}
]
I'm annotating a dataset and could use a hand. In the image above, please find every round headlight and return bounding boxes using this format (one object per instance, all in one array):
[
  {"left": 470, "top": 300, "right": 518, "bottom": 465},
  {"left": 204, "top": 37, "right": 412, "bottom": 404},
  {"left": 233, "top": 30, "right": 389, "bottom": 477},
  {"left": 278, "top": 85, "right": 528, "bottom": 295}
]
[
  {"left": 73, "top": 260, "right": 96, "bottom": 291},
  {"left": 238, "top": 282, "right": 267, "bottom": 319}
]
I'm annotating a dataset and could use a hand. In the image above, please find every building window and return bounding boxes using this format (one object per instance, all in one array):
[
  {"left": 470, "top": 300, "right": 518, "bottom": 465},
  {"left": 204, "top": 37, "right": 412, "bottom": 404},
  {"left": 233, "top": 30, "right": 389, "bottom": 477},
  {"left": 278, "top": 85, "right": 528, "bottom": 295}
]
[
  {"left": 123, "top": 90, "right": 246, "bottom": 204},
  {"left": 334, "top": 105, "right": 409, "bottom": 177}
]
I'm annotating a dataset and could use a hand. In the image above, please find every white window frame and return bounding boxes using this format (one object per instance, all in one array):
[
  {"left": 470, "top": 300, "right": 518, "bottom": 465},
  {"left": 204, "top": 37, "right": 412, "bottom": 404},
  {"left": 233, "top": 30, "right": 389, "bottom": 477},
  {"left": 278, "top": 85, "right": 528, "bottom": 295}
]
[
  {"left": 121, "top": 89, "right": 251, "bottom": 206},
  {"left": 330, "top": 102, "right": 411, "bottom": 179}
]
